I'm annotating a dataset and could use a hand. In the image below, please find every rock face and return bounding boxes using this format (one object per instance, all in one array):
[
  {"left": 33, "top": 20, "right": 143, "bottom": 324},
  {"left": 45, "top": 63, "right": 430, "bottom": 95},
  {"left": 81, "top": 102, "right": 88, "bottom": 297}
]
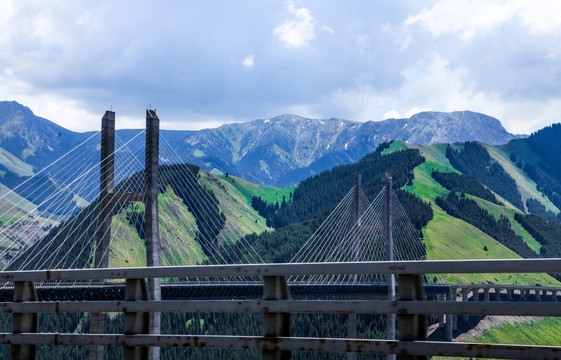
[
  {"left": 0, "top": 101, "right": 94, "bottom": 170},
  {"left": 382, "top": 111, "right": 521, "bottom": 146},
  {"left": 168, "top": 111, "right": 523, "bottom": 186},
  {"left": 0, "top": 101, "right": 522, "bottom": 187}
]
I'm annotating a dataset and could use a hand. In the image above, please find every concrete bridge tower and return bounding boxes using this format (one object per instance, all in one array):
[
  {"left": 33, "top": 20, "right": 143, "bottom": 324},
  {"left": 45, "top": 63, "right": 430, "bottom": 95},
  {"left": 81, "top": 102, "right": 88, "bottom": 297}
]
[{"left": 90, "top": 110, "right": 162, "bottom": 360}]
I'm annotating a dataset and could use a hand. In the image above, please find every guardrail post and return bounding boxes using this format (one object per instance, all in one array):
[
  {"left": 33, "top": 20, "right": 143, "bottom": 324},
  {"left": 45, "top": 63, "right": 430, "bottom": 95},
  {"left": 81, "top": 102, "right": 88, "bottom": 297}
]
[
  {"left": 461, "top": 287, "right": 469, "bottom": 323},
  {"left": 263, "top": 276, "right": 291, "bottom": 360},
  {"left": 11, "top": 281, "right": 38, "bottom": 360},
  {"left": 396, "top": 274, "right": 427, "bottom": 360},
  {"left": 124, "top": 278, "right": 151, "bottom": 360},
  {"left": 437, "top": 294, "right": 444, "bottom": 328},
  {"left": 445, "top": 291, "right": 453, "bottom": 341}
]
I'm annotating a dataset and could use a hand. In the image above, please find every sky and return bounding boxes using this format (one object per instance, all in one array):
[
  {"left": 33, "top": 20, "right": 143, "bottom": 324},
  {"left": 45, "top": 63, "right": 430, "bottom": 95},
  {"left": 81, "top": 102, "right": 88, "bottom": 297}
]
[{"left": 1, "top": 1, "right": 560, "bottom": 134}]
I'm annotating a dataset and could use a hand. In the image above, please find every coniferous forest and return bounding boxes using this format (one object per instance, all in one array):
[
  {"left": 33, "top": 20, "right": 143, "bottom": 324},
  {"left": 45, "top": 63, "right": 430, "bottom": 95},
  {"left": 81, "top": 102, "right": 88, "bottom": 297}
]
[
  {"left": 446, "top": 142, "right": 524, "bottom": 210},
  {"left": 435, "top": 192, "right": 536, "bottom": 258}
]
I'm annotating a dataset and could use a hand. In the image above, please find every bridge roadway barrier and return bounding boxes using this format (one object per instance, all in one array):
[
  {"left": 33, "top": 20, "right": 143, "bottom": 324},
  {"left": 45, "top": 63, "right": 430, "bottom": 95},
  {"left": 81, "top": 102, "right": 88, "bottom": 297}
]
[
  {"left": 0, "top": 258, "right": 560, "bottom": 359},
  {"left": 0, "top": 282, "right": 451, "bottom": 301}
]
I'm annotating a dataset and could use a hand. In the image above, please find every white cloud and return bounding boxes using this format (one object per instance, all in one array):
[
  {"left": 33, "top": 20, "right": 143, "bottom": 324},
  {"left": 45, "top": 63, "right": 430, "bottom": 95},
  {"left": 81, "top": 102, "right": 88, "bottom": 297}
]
[
  {"left": 382, "top": 107, "right": 432, "bottom": 120},
  {"left": 273, "top": 2, "right": 316, "bottom": 48},
  {"left": 406, "top": 0, "right": 561, "bottom": 40},
  {"left": 405, "top": 107, "right": 432, "bottom": 118},
  {"left": 383, "top": 110, "right": 400, "bottom": 119},
  {"left": 515, "top": 0, "right": 561, "bottom": 35},
  {"left": 393, "top": 54, "right": 561, "bottom": 134},
  {"left": 76, "top": 10, "right": 95, "bottom": 26},
  {"left": 242, "top": 54, "right": 254, "bottom": 67},
  {"left": 321, "top": 24, "right": 334, "bottom": 35},
  {"left": 405, "top": 0, "right": 518, "bottom": 40}
]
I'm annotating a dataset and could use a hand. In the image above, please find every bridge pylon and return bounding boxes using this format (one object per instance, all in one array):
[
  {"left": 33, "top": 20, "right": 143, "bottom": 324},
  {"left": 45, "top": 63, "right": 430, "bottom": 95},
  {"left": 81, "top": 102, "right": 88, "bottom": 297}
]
[
  {"left": 89, "top": 110, "right": 162, "bottom": 360},
  {"left": 347, "top": 173, "right": 361, "bottom": 360},
  {"left": 385, "top": 173, "right": 396, "bottom": 360}
]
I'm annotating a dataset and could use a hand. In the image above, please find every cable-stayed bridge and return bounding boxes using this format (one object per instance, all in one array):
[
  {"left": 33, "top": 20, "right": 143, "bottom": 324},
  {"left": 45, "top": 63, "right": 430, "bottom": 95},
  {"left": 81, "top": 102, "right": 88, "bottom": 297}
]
[{"left": 0, "top": 110, "right": 560, "bottom": 360}]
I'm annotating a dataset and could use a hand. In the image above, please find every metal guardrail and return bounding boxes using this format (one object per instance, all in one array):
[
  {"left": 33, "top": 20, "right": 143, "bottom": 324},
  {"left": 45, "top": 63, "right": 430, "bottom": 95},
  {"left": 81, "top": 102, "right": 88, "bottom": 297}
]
[{"left": 1, "top": 259, "right": 561, "bottom": 360}]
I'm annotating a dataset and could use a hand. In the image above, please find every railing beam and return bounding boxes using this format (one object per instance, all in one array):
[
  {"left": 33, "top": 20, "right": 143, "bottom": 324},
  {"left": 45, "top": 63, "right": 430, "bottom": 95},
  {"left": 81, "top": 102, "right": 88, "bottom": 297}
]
[
  {"left": 0, "top": 299, "right": 560, "bottom": 316},
  {"left": 4, "top": 259, "right": 561, "bottom": 282},
  {"left": 2, "top": 334, "right": 561, "bottom": 360},
  {"left": 11, "top": 281, "right": 37, "bottom": 360}
]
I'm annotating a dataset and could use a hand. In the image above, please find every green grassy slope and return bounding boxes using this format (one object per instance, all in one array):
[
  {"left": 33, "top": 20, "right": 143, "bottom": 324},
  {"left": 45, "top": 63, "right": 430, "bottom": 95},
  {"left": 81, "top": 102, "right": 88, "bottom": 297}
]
[
  {"left": 475, "top": 317, "right": 561, "bottom": 346},
  {"left": 401, "top": 146, "right": 559, "bottom": 286},
  {"left": 471, "top": 196, "right": 541, "bottom": 254},
  {"left": 158, "top": 187, "right": 206, "bottom": 266},
  {"left": 484, "top": 144, "right": 559, "bottom": 213},
  {"left": 0, "top": 183, "right": 43, "bottom": 218},
  {"left": 381, "top": 140, "right": 409, "bottom": 155},
  {"left": 417, "top": 143, "right": 455, "bottom": 168},
  {"left": 220, "top": 174, "right": 295, "bottom": 205},
  {"left": 109, "top": 214, "right": 146, "bottom": 268},
  {"left": 200, "top": 172, "right": 271, "bottom": 241},
  {"left": 107, "top": 171, "right": 273, "bottom": 267},
  {"left": 0, "top": 147, "right": 33, "bottom": 177}
]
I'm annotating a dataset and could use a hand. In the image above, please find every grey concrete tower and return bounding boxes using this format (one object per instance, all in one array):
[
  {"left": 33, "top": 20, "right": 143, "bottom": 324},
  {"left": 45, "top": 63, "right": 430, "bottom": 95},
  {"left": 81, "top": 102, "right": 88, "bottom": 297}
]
[
  {"left": 94, "top": 110, "right": 115, "bottom": 269},
  {"left": 89, "top": 111, "right": 115, "bottom": 360},
  {"left": 90, "top": 110, "right": 162, "bottom": 360},
  {"left": 145, "top": 109, "right": 161, "bottom": 360}
]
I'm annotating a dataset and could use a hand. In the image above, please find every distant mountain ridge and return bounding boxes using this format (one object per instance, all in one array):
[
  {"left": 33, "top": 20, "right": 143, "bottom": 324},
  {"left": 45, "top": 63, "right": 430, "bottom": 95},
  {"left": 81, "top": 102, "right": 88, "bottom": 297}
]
[
  {"left": 0, "top": 101, "right": 94, "bottom": 171},
  {"left": 171, "top": 111, "right": 523, "bottom": 186},
  {"left": 0, "top": 101, "right": 523, "bottom": 187}
]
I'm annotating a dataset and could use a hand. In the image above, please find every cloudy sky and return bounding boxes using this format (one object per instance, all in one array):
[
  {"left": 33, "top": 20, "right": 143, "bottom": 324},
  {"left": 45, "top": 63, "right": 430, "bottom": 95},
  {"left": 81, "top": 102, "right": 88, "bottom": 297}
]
[{"left": 1, "top": 1, "right": 560, "bottom": 134}]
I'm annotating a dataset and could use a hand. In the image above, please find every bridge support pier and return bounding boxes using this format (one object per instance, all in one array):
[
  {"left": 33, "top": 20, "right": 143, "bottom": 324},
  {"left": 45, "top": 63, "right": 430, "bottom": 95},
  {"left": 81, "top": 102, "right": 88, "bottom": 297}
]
[
  {"left": 507, "top": 288, "right": 513, "bottom": 301},
  {"left": 484, "top": 288, "right": 490, "bottom": 302},
  {"left": 438, "top": 294, "right": 444, "bottom": 328},
  {"left": 396, "top": 274, "right": 427, "bottom": 360},
  {"left": 11, "top": 281, "right": 38, "bottom": 360},
  {"left": 124, "top": 278, "right": 151, "bottom": 360},
  {"left": 263, "top": 276, "right": 291, "bottom": 360},
  {"left": 461, "top": 287, "right": 469, "bottom": 323},
  {"left": 445, "top": 291, "right": 454, "bottom": 341}
]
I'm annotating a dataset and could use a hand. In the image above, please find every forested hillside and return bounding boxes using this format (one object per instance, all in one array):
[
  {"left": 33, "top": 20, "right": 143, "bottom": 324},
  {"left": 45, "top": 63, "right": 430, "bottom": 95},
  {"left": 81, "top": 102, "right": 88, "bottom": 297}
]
[
  {"left": 506, "top": 124, "right": 561, "bottom": 220},
  {"left": 446, "top": 142, "right": 524, "bottom": 210}
]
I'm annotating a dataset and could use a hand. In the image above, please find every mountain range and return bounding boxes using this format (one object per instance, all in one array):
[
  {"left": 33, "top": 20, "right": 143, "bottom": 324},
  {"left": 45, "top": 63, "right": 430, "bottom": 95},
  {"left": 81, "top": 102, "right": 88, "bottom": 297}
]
[{"left": 0, "top": 101, "right": 523, "bottom": 188}]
